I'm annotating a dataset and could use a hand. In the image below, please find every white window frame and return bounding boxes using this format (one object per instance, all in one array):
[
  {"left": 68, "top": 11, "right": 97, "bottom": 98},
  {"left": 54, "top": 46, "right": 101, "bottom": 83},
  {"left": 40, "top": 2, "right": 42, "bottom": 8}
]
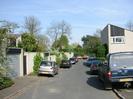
[{"left": 111, "top": 36, "right": 125, "bottom": 44}]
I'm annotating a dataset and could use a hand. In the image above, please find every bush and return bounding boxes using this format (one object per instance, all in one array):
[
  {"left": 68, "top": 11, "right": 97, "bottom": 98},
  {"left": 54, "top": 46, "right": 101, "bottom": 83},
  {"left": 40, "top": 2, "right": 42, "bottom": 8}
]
[
  {"left": 56, "top": 56, "right": 61, "bottom": 65},
  {"left": 33, "top": 53, "right": 43, "bottom": 74},
  {"left": 0, "top": 77, "right": 14, "bottom": 90},
  {"left": 62, "top": 53, "right": 68, "bottom": 60}
]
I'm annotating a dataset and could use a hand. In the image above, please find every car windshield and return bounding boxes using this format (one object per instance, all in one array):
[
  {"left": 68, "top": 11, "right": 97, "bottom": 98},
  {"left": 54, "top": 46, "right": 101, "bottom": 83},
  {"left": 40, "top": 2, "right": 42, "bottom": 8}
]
[
  {"left": 110, "top": 53, "right": 133, "bottom": 69},
  {"left": 40, "top": 61, "right": 52, "bottom": 66},
  {"left": 92, "top": 60, "right": 101, "bottom": 64},
  {"left": 70, "top": 58, "right": 75, "bottom": 61},
  {"left": 87, "top": 58, "right": 96, "bottom": 61}
]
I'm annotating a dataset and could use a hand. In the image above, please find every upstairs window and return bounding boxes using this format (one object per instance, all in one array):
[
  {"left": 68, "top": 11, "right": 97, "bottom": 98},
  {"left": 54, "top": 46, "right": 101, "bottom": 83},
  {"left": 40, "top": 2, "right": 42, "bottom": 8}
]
[{"left": 112, "top": 36, "right": 125, "bottom": 44}]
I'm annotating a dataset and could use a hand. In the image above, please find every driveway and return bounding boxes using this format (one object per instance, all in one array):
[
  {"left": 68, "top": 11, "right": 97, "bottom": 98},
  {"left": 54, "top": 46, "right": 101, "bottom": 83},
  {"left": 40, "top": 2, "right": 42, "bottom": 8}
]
[{"left": 1, "top": 60, "right": 118, "bottom": 99}]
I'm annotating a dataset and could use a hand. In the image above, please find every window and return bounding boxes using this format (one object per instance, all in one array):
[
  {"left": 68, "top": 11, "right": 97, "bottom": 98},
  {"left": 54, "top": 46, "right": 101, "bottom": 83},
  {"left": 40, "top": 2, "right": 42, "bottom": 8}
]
[
  {"left": 112, "top": 36, "right": 125, "bottom": 44},
  {"left": 110, "top": 25, "right": 125, "bottom": 36}
]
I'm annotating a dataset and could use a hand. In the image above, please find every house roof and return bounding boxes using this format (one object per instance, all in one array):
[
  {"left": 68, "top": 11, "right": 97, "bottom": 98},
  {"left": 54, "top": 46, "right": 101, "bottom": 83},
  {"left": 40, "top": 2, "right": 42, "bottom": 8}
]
[{"left": 103, "top": 24, "right": 133, "bottom": 32}]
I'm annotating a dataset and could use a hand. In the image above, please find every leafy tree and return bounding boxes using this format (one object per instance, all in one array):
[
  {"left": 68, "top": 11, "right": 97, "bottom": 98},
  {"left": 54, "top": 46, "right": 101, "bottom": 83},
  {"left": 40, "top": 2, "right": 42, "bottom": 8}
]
[
  {"left": 82, "top": 35, "right": 101, "bottom": 55},
  {"left": 96, "top": 45, "right": 106, "bottom": 58},
  {"left": 52, "top": 34, "right": 69, "bottom": 51},
  {"left": 0, "top": 28, "right": 8, "bottom": 67},
  {"left": 18, "top": 33, "right": 37, "bottom": 52},
  {"left": 62, "top": 53, "right": 68, "bottom": 60},
  {"left": 103, "top": 44, "right": 108, "bottom": 56},
  {"left": 56, "top": 56, "right": 61, "bottom": 65},
  {"left": 0, "top": 28, "right": 14, "bottom": 89},
  {"left": 33, "top": 53, "right": 43, "bottom": 74},
  {"left": 73, "top": 45, "right": 84, "bottom": 56},
  {"left": 0, "top": 20, "right": 19, "bottom": 33}
]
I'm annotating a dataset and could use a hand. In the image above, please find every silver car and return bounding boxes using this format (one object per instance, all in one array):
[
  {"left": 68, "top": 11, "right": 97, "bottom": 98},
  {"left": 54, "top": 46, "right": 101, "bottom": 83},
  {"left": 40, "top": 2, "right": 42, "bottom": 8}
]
[{"left": 38, "top": 61, "right": 59, "bottom": 76}]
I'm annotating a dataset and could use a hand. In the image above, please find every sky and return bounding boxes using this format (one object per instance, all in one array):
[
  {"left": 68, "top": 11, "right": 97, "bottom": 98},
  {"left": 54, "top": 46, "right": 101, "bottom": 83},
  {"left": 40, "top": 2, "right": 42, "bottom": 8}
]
[{"left": 0, "top": 0, "right": 133, "bottom": 44}]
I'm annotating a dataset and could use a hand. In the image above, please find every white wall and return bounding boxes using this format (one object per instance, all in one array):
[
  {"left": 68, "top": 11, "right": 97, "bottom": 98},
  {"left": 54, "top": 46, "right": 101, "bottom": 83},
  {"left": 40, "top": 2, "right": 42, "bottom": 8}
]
[
  {"left": 19, "top": 49, "right": 24, "bottom": 76},
  {"left": 109, "top": 28, "right": 133, "bottom": 53},
  {"left": 48, "top": 55, "right": 56, "bottom": 62},
  {"left": 24, "top": 52, "right": 44, "bottom": 74}
]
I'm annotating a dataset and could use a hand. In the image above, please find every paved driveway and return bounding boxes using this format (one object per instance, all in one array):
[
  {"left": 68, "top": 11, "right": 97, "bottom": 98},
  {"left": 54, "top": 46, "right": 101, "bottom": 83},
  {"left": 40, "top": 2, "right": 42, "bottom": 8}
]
[{"left": 3, "top": 60, "right": 118, "bottom": 99}]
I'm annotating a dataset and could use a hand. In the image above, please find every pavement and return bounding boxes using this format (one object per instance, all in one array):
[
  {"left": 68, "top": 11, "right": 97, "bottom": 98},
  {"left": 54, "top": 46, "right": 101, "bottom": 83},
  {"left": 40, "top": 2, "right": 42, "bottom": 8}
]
[
  {"left": 0, "top": 76, "right": 39, "bottom": 99},
  {"left": 0, "top": 60, "right": 119, "bottom": 99},
  {"left": 116, "top": 88, "right": 133, "bottom": 99}
]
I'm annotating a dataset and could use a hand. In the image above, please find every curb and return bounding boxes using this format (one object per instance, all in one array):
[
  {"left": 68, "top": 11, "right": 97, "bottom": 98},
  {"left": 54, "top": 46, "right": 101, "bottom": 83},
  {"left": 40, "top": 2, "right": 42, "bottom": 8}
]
[{"left": 113, "top": 89, "right": 126, "bottom": 99}]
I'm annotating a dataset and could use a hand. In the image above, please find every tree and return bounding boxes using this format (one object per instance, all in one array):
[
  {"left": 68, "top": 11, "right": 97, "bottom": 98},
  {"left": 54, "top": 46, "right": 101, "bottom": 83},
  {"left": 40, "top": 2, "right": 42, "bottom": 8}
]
[
  {"left": 126, "top": 20, "right": 133, "bottom": 31},
  {"left": 36, "top": 34, "right": 49, "bottom": 52},
  {"left": 0, "top": 20, "right": 19, "bottom": 33},
  {"left": 23, "top": 16, "right": 41, "bottom": 35},
  {"left": 96, "top": 45, "right": 106, "bottom": 58},
  {"left": 82, "top": 35, "right": 101, "bottom": 55},
  {"left": 18, "top": 33, "right": 37, "bottom": 52},
  {"left": 73, "top": 45, "right": 84, "bottom": 56},
  {"left": 0, "top": 28, "right": 8, "bottom": 67},
  {"left": 93, "top": 29, "right": 102, "bottom": 38},
  {"left": 52, "top": 34, "right": 69, "bottom": 51},
  {"left": 47, "top": 20, "right": 71, "bottom": 44}
]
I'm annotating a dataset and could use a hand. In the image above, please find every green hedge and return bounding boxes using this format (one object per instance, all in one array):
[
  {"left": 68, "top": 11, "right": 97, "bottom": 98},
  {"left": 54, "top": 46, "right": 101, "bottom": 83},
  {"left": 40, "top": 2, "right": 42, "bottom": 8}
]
[
  {"left": 33, "top": 53, "right": 43, "bottom": 74},
  {"left": 0, "top": 77, "right": 14, "bottom": 90}
]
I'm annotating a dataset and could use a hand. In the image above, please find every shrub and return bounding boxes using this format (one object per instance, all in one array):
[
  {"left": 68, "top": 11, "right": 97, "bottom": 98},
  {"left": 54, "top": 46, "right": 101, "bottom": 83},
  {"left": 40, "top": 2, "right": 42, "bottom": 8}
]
[
  {"left": 0, "top": 77, "right": 14, "bottom": 90},
  {"left": 33, "top": 53, "right": 43, "bottom": 74},
  {"left": 56, "top": 56, "right": 61, "bottom": 65},
  {"left": 62, "top": 53, "right": 68, "bottom": 60}
]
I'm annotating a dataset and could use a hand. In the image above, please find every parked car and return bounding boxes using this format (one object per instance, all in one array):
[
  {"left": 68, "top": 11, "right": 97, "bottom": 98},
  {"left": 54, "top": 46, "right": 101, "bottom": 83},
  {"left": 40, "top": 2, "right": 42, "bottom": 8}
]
[
  {"left": 98, "top": 52, "right": 133, "bottom": 90},
  {"left": 77, "top": 56, "right": 82, "bottom": 60},
  {"left": 83, "top": 57, "right": 97, "bottom": 67},
  {"left": 90, "top": 60, "right": 102, "bottom": 74},
  {"left": 69, "top": 58, "right": 76, "bottom": 64},
  {"left": 82, "top": 55, "right": 88, "bottom": 60},
  {"left": 38, "top": 60, "right": 59, "bottom": 76},
  {"left": 60, "top": 60, "right": 72, "bottom": 68}
]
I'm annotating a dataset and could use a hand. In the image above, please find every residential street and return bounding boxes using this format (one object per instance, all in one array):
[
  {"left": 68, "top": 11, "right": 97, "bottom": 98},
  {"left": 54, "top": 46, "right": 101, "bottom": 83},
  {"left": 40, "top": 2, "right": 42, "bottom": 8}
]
[{"left": 5, "top": 60, "right": 117, "bottom": 99}]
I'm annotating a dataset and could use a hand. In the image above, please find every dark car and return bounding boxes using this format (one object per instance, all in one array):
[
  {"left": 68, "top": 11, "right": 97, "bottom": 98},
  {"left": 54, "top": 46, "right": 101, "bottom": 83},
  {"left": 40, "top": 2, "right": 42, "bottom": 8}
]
[
  {"left": 60, "top": 60, "right": 72, "bottom": 68},
  {"left": 90, "top": 60, "right": 102, "bottom": 74},
  {"left": 69, "top": 58, "right": 76, "bottom": 64},
  {"left": 83, "top": 57, "right": 97, "bottom": 67},
  {"left": 82, "top": 55, "right": 88, "bottom": 60},
  {"left": 98, "top": 52, "right": 133, "bottom": 90}
]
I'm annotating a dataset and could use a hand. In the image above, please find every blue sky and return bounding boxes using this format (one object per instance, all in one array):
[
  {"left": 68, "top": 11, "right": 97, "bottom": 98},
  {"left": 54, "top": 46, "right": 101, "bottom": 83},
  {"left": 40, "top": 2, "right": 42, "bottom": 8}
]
[{"left": 0, "top": 0, "right": 133, "bottom": 44}]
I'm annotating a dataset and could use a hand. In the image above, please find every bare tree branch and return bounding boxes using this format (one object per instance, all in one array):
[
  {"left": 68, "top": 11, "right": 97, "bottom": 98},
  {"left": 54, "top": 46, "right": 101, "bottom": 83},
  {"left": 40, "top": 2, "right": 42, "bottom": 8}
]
[
  {"left": 24, "top": 16, "right": 41, "bottom": 35},
  {"left": 126, "top": 20, "right": 133, "bottom": 31},
  {"left": 46, "top": 20, "right": 71, "bottom": 45}
]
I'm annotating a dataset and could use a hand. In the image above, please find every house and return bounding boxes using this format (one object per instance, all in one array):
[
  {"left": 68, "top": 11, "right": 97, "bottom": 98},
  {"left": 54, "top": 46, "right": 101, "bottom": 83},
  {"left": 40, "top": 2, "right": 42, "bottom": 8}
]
[
  {"left": 8, "top": 34, "right": 21, "bottom": 47},
  {"left": 101, "top": 24, "right": 133, "bottom": 53}
]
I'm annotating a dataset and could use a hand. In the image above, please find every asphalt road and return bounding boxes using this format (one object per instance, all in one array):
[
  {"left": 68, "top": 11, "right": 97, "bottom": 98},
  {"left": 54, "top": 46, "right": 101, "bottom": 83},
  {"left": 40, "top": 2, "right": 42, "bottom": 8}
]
[{"left": 12, "top": 60, "right": 117, "bottom": 99}]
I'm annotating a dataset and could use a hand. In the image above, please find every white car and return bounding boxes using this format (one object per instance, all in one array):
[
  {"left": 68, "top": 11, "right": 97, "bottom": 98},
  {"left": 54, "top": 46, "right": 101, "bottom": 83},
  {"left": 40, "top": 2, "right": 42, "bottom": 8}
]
[{"left": 38, "top": 61, "right": 59, "bottom": 76}]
